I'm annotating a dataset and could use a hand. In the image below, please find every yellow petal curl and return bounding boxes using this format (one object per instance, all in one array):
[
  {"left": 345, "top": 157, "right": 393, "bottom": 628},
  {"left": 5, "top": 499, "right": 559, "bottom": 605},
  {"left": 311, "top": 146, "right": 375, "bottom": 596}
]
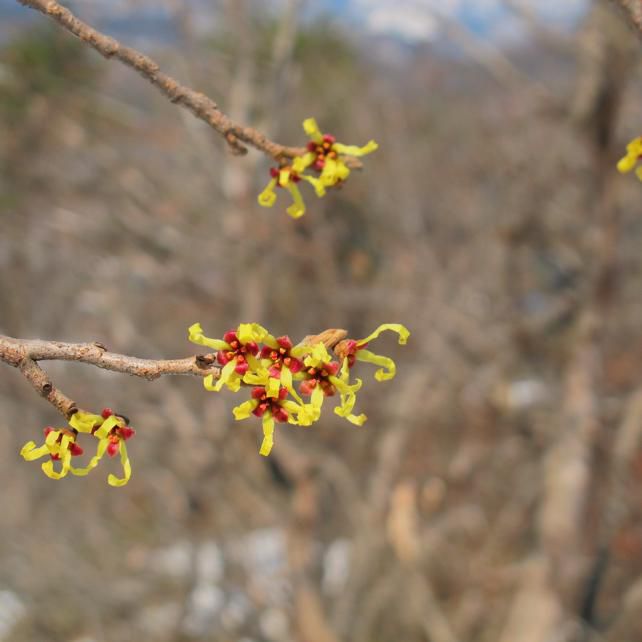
[
  {"left": 233, "top": 399, "right": 259, "bottom": 420},
  {"left": 188, "top": 323, "right": 230, "bottom": 351},
  {"left": 358, "top": 323, "right": 410, "bottom": 347},
  {"left": 333, "top": 140, "right": 379, "bottom": 157},
  {"left": 204, "top": 360, "right": 239, "bottom": 392},
  {"left": 41, "top": 434, "right": 72, "bottom": 480},
  {"left": 69, "top": 411, "right": 103, "bottom": 433},
  {"left": 108, "top": 440, "right": 131, "bottom": 487},
  {"left": 300, "top": 174, "right": 327, "bottom": 197},
  {"left": 238, "top": 323, "right": 268, "bottom": 345},
  {"left": 70, "top": 438, "right": 108, "bottom": 477},
  {"left": 286, "top": 183, "right": 306, "bottom": 219},
  {"left": 333, "top": 360, "right": 367, "bottom": 426},
  {"left": 356, "top": 349, "right": 397, "bottom": 382},
  {"left": 302, "top": 117, "right": 323, "bottom": 143},
  {"left": 20, "top": 440, "right": 51, "bottom": 461},
  {"left": 258, "top": 178, "right": 278, "bottom": 207},
  {"left": 259, "top": 414, "right": 275, "bottom": 456},
  {"left": 292, "top": 152, "right": 316, "bottom": 174}
]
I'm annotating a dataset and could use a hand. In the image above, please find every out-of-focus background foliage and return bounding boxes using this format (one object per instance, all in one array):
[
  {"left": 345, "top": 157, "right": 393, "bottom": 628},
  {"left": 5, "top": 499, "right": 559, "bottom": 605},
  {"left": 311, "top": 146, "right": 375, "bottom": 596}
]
[{"left": 1, "top": 1, "right": 642, "bottom": 640}]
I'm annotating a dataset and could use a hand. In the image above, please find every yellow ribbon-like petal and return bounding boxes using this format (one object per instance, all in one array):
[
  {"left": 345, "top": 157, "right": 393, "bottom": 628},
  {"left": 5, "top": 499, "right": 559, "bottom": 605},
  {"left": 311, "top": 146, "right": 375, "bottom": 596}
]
[
  {"left": 69, "top": 411, "right": 103, "bottom": 434},
  {"left": 233, "top": 399, "right": 259, "bottom": 420},
  {"left": 204, "top": 360, "right": 237, "bottom": 392},
  {"left": 302, "top": 117, "right": 323, "bottom": 143},
  {"left": 70, "top": 438, "right": 108, "bottom": 477},
  {"left": 108, "top": 440, "right": 131, "bottom": 487},
  {"left": 333, "top": 140, "right": 379, "bottom": 157},
  {"left": 358, "top": 323, "right": 410, "bottom": 347},
  {"left": 280, "top": 365, "right": 293, "bottom": 391},
  {"left": 303, "top": 342, "right": 332, "bottom": 368},
  {"left": 286, "top": 183, "right": 306, "bottom": 219},
  {"left": 258, "top": 177, "right": 278, "bottom": 207},
  {"left": 259, "top": 414, "right": 275, "bottom": 456},
  {"left": 279, "top": 168, "right": 292, "bottom": 187},
  {"left": 188, "top": 322, "right": 230, "bottom": 351},
  {"left": 41, "top": 434, "right": 72, "bottom": 480},
  {"left": 292, "top": 152, "right": 316, "bottom": 174},
  {"left": 356, "top": 348, "right": 397, "bottom": 382},
  {"left": 266, "top": 376, "right": 281, "bottom": 399},
  {"left": 300, "top": 174, "right": 327, "bottom": 197},
  {"left": 20, "top": 440, "right": 51, "bottom": 461},
  {"left": 320, "top": 158, "right": 341, "bottom": 186},
  {"left": 333, "top": 360, "right": 367, "bottom": 426},
  {"left": 238, "top": 323, "right": 268, "bottom": 345},
  {"left": 93, "top": 415, "right": 121, "bottom": 440}
]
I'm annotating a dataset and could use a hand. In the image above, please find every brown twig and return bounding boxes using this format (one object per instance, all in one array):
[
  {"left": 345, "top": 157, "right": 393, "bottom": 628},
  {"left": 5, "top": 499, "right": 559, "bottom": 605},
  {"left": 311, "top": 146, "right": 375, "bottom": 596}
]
[
  {"left": 0, "top": 334, "right": 221, "bottom": 419},
  {"left": 15, "top": 0, "right": 360, "bottom": 165}
]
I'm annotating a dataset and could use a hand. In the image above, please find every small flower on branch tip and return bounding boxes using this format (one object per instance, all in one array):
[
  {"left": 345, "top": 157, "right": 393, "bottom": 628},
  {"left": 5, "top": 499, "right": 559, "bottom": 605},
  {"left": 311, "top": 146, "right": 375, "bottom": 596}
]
[
  {"left": 293, "top": 117, "right": 378, "bottom": 189},
  {"left": 617, "top": 137, "right": 642, "bottom": 181},
  {"left": 334, "top": 323, "right": 410, "bottom": 382},
  {"left": 233, "top": 385, "right": 311, "bottom": 456},
  {"left": 188, "top": 322, "right": 268, "bottom": 392}
]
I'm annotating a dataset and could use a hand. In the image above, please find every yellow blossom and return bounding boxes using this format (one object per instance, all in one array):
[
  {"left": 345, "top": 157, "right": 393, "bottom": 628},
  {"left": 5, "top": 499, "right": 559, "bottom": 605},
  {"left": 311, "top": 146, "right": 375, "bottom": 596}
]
[
  {"left": 188, "top": 322, "right": 268, "bottom": 392},
  {"left": 233, "top": 385, "right": 312, "bottom": 456},
  {"left": 20, "top": 409, "right": 135, "bottom": 486},
  {"left": 293, "top": 117, "right": 378, "bottom": 189}
]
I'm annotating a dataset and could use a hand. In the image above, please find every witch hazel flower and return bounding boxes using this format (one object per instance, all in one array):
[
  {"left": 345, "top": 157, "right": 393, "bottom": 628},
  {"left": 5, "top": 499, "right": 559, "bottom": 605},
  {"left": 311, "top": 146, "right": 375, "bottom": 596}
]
[
  {"left": 292, "top": 117, "right": 378, "bottom": 189},
  {"left": 188, "top": 322, "right": 268, "bottom": 392},
  {"left": 69, "top": 408, "right": 136, "bottom": 487},
  {"left": 258, "top": 334, "right": 305, "bottom": 397},
  {"left": 20, "top": 425, "right": 84, "bottom": 480},
  {"left": 257, "top": 116, "right": 378, "bottom": 218},
  {"left": 20, "top": 408, "right": 136, "bottom": 486},
  {"left": 617, "top": 136, "right": 642, "bottom": 181},
  {"left": 233, "top": 385, "right": 312, "bottom": 456},
  {"left": 299, "top": 343, "right": 363, "bottom": 423}
]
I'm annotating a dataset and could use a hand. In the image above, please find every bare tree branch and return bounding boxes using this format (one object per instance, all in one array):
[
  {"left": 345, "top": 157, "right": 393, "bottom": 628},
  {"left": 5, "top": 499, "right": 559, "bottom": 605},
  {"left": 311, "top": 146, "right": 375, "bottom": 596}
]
[
  {"left": 15, "top": 0, "right": 361, "bottom": 168},
  {"left": 0, "top": 333, "right": 221, "bottom": 418}
]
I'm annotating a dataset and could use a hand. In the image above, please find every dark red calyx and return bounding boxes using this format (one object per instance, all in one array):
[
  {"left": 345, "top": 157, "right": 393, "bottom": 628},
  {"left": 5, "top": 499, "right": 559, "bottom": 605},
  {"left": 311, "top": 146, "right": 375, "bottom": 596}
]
[
  {"left": 101, "top": 408, "right": 114, "bottom": 419},
  {"left": 43, "top": 426, "right": 55, "bottom": 437},
  {"left": 322, "top": 134, "right": 336, "bottom": 144},
  {"left": 118, "top": 426, "right": 136, "bottom": 441},
  {"left": 69, "top": 442, "right": 84, "bottom": 457},
  {"left": 223, "top": 330, "right": 238, "bottom": 344},
  {"left": 107, "top": 439, "right": 120, "bottom": 457},
  {"left": 276, "top": 336, "right": 293, "bottom": 350},
  {"left": 307, "top": 141, "right": 317, "bottom": 152},
  {"left": 270, "top": 167, "right": 280, "bottom": 178}
]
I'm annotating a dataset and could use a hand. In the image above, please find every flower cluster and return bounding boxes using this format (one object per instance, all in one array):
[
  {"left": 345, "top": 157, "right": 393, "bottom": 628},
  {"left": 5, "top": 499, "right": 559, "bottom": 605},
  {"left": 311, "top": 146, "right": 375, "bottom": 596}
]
[
  {"left": 617, "top": 136, "right": 642, "bottom": 181},
  {"left": 20, "top": 408, "right": 135, "bottom": 486},
  {"left": 189, "top": 322, "right": 409, "bottom": 456},
  {"left": 258, "top": 117, "right": 378, "bottom": 218}
]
